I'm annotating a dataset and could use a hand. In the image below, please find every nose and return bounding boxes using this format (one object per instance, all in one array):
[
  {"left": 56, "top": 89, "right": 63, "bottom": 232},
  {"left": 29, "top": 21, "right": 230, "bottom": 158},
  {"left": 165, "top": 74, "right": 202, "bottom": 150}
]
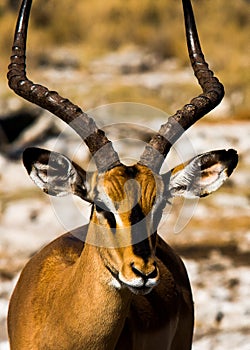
[
  {"left": 119, "top": 258, "right": 160, "bottom": 294},
  {"left": 131, "top": 262, "right": 158, "bottom": 280}
]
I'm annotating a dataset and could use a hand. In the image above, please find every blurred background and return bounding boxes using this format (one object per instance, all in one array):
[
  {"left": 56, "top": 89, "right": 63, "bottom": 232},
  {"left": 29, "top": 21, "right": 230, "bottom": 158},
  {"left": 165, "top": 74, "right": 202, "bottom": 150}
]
[{"left": 0, "top": 0, "right": 249, "bottom": 349}]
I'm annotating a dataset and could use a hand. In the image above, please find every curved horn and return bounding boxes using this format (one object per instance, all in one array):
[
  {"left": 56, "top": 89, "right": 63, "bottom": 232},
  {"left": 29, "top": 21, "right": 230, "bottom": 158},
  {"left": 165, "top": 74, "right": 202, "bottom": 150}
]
[
  {"left": 7, "top": 0, "right": 120, "bottom": 172},
  {"left": 139, "top": 0, "right": 224, "bottom": 173}
]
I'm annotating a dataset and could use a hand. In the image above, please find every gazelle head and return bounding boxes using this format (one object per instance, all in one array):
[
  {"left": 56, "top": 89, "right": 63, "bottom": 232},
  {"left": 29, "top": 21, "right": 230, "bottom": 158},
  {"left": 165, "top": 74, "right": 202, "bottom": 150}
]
[
  {"left": 8, "top": 0, "right": 238, "bottom": 295},
  {"left": 22, "top": 145, "right": 237, "bottom": 295}
]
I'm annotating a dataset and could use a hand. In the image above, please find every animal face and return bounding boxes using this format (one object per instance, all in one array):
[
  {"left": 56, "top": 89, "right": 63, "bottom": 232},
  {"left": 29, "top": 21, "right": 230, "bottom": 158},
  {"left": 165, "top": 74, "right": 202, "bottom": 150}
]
[{"left": 22, "top": 146, "right": 237, "bottom": 294}]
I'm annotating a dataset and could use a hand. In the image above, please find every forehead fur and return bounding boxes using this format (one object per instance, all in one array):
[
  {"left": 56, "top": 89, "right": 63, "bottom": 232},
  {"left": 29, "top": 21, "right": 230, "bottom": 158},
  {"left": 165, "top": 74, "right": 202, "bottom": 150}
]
[{"left": 103, "top": 164, "right": 161, "bottom": 215}]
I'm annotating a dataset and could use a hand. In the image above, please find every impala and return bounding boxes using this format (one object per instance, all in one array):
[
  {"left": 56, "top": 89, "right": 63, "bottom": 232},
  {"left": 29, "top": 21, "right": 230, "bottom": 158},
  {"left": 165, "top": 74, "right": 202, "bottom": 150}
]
[{"left": 7, "top": 0, "right": 238, "bottom": 349}]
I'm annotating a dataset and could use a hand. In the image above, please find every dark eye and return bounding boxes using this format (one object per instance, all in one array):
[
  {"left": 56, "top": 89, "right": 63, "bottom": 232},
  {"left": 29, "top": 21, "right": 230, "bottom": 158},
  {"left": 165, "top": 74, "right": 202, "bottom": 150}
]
[
  {"left": 95, "top": 200, "right": 116, "bottom": 230},
  {"left": 95, "top": 201, "right": 110, "bottom": 213}
]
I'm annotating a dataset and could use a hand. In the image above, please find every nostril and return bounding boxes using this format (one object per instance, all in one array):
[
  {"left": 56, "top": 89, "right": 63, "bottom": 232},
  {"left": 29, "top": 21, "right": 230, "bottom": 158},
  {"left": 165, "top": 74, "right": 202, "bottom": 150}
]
[
  {"left": 147, "top": 267, "right": 158, "bottom": 279},
  {"left": 131, "top": 262, "right": 158, "bottom": 279},
  {"left": 131, "top": 263, "right": 143, "bottom": 278}
]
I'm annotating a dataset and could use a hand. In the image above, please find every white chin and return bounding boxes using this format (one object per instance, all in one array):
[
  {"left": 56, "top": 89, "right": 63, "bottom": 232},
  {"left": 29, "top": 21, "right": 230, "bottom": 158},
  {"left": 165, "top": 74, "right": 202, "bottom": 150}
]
[{"left": 127, "top": 286, "right": 153, "bottom": 295}]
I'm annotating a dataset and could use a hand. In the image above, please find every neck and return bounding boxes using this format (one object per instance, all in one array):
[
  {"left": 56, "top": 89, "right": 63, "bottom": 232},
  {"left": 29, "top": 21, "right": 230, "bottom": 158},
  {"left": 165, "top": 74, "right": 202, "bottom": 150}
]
[{"left": 68, "top": 242, "right": 131, "bottom": 349}]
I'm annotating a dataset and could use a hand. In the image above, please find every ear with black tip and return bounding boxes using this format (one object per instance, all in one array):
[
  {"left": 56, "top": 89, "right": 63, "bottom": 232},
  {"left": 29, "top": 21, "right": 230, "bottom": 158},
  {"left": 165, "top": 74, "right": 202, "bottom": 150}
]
[
  {"left": 162, "top": 149, "right": 238, "bottom": 198},
  {"left": 23, "top": 147, "right": 91, "bottom": 201}
]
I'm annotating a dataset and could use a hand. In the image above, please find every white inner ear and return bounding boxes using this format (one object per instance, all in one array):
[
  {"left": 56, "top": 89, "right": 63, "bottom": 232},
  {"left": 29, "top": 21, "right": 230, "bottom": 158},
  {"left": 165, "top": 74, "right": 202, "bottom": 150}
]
[
  {"left": 169, "top": 156, "right": 230, "bottom": 199},
  {"left": 199, "top": 163, "right": 228, "bottom": 194},
  {"left": 30, "top": 162, "right": 50, "bottom": 190},
  {"left": 30, "top": 154, "right": 77, "bottom": 197}
]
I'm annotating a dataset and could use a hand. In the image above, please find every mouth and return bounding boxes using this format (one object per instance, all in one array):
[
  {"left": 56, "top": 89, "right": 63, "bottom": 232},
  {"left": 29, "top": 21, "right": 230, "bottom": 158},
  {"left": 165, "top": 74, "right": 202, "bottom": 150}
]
[
  {"left": 106, "top": 265, "right": 158, "bottom": 295},
  {"left": 118, "top": 272, "right": 159, "bottom": 295},
  {"left": 126, "top": 284, "right": 154, "bottom": 295}
]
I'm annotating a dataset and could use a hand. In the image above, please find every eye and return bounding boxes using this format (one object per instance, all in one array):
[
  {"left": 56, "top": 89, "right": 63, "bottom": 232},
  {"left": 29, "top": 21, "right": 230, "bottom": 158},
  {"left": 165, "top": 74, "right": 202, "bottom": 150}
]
[
  {"left": 95, "top": 200, "right": 110, "bottom": 213},
  {"left": 94, "top": 200, "right": 117, "bottom": 230}
]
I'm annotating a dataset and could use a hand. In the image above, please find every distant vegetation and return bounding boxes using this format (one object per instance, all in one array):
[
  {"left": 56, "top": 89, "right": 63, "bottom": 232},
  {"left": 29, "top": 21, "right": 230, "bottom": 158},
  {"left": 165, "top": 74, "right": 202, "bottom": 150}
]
[{"left": 0, "top": 0, "right": 249, "bottom": 118}]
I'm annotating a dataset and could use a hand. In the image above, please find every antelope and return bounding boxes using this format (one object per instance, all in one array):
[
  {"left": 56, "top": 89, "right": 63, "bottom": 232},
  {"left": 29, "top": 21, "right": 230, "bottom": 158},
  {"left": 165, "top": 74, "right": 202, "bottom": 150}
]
[{"left": 7, "top": 0, "right": 238, "bottom": 349}]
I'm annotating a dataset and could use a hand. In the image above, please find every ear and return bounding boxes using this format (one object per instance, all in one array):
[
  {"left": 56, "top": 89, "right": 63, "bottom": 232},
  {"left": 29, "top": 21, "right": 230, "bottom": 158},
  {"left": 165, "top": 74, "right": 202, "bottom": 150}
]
[
  {"left": 23, "top": 147, "right": 91, "bottom": 201},
  {"left": 163, "top": 149, "right": 238, "bottom": 198}
]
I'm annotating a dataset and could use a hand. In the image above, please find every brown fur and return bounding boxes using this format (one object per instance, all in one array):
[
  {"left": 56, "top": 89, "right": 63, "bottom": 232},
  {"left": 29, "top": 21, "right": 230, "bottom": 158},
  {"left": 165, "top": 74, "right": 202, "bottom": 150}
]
[
  {"left": 8, "top": 229, "right": 193, "bottom": 350},
  {"left": 8, "top": 153, "right": 238, "bottom": 349},
  {"left": 7, "top": 0, "right": 238, "bottom": 348}
]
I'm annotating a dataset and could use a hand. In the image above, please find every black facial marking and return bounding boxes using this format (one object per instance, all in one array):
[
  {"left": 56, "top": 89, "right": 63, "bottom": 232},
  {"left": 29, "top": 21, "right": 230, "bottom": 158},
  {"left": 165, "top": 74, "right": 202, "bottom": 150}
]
[
  {"left": 129, "top": 204, "right": 152, "bottom": 260},
  {"left": 132, "top": 239, "right": 152, "bottom": 262},
  {"left": 95, "top": 200, "right": 110, "bottom": 212},
  {"left": 125, "top": 166, "right": 138, "bottom": 178},
  {"left": 103, "top": 211, "right": 116, "bottom": 232},
  {"left": 152, "top": 197, "right": 168, "bottom": 232},
  {"left": 90, "top": 204, "right": 95, "bottom": 219},
  {"left": 95, "top": 201, "right": 116, "bottom": 232},
  {"left": 130, "top": 203, "right": 145, "bottom": 225}
]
